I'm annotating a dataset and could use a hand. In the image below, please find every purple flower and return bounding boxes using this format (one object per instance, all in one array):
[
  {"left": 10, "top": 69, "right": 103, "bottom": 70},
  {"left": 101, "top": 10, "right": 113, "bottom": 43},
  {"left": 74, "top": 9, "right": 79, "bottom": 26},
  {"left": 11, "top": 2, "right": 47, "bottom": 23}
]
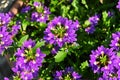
[
  {"left": 0, "top": 26, "right": 13, "bottom": 54},
  {"left": 99, "top": 57, "right": 120, "bottom": 80},
  {"left": 89, "top": 14, "right": 99, "bottom": 26},
  {"left": 51, "top": 46, "right": 60, "bottom": 54},
  {"left": 10, "top": 21, "right": 20, "bottom": 36},
  {"left": 85, "top": 26, "right": 95, "bottom": 34},
  {"left": 44, "top": 16, "right": 79, "bottom": 48},
  {"left": 31, "top": 2, "right": 50, "bottom": 23},
  {"left": 33, "top": 2, "right": 42, "bottom": 8},
  {"left": 53, "top": 67, "right": 81, "bottom": 80},
  {"left": 85, "top": 14, "right": 99, "bottom": 34},
  {"left": 108, "top": 11, "right": 114, "bottom": 17},
  {"left": 4, "top": 77, "right": 9, "bottom": 80},
  {"left": 21, "top": 6, "right": 31, "bottom": 13},
  {"left": 0, "top": 13, "right": 12, "bottom": 26},
  {"left": 12, "top": 39, "right": 46, "bottom": 80},
  {"left": 89, "top": 45, "right": 117, "bottom": 73},
  {"left": 110, "top": 32, "right": 120, "bottom": 51},
  {"left": 116, "top": 0, "right": 120, "bottom": 11}
]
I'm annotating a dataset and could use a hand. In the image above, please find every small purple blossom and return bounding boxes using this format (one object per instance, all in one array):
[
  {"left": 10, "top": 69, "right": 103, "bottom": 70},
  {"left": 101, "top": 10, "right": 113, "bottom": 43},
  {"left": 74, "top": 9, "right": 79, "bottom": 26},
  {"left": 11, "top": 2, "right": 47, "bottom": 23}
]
[
  {"left": 99, "top": 57, "right": 120, "bottom": 80},
  {"left": 53, "top": 67, "right": 81, "bottom": 80},
  {"left": 33, "top": 2, "right": 42, "bottom": 8},
  {"left": 116, "top": 0, "right": 120, "bottom": 11},
  {"left": 10, "top": 21, "right": 21, "bottom": 36},
  {"left": 110, "top": 32, "right": 120, "bottom": 51},
  {"left": 31, "top": 2, "right": 51, "bottom": 23},
  {"left": 85, "top": 14, "right": 99, "bottom": 34},
  {"left": 108, "top": 11, "right": 114, "bottom": 17},
  {"left": 44, "top": 16, "right": 79, "bottom": 48},
  {"left": 0, "top": 26, "right": 13, "bottom": 54},
  {"left": 0, "top": 13, "right": 12, "bottom": 26},
  {"left": 4, "top": 77, "right": 9, "bottom": 80},
  {"left": 85, "top": 26, "right": 95, "bottom": 34},
  {"left": 89, "top": 45, "right": 117, "bottom": 73},
  {"left": 21, "top": 6, "right": 31, "bottom": 13},
  {"left": 12, "top": 39, "right": 46, "bottom": 80}
]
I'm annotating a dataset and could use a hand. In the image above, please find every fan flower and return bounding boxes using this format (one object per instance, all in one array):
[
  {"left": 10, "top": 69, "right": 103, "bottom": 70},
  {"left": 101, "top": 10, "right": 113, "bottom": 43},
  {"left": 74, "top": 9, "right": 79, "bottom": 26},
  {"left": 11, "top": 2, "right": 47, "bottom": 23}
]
[
  {"left": 85, "top": 14, "right": 99, "bottom": 34},
  {"left": 99, "top": 57, "right": 120, "bottom": 80},
  {"left": 0, "top": 26, "right": 13, "bottom": 54},
  {"left": 89, "top": 45, "right": 117, "bottom": 73},
  {"left": 116, "top": 0, "right": 120, "bottom": 11},
  {"left": 21, "top": 6, "right": 31, "bottom": 13},
  {"left": 44, "top": 16, "right": 79, "bottom": 47},
  {"left": 0, "top": 12, "right": 19, "bottom": 54},
  {"left": 31, "top": 1, "right": 50, "bottom": 23},
  {"left": 0, "top": 12, "right": 12, "bottom": 26},
  {"left": 12, "top": 39, "right": 46, "bottom": 80},
  {"left": 53, "top": 67, "right": 81, "bottom": 80},
  {"left": 110, "top": 32, "right": 120, "bottom": 51}
]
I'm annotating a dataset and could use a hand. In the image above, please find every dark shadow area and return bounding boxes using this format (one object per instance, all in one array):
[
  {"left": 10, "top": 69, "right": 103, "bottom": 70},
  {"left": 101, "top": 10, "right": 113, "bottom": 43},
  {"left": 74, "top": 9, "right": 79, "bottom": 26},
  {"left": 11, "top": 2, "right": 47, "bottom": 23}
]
[{"left": 0, "top": 55, "right": 13, "bottom": 80}]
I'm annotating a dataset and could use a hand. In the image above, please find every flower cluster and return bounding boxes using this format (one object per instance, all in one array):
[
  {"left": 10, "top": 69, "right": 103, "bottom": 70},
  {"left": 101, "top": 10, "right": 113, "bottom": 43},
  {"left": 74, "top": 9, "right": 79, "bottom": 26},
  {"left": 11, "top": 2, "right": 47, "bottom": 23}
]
[
  {"left": 85, "top": 14, "right": 99, "bottom": 34},
  {"left": 0, "top": 26, "right": 13, "bottom": 54},
  {"left": 53, "top": 67, "right": 81, "bottom": 80},
  {"left": 116, "top": 0, "right": 120, "bottom": 11},
  {"left": 89, "top": 44, "right": 120, "bottom": 79},
  {"left": 21, "top": 1, "right": 51, "bottom": 23},
  {"left": 0, "top": 12, "right": 19, "bottom": 54},
  {"left": 44, "top": 16, "right": 79, "bottom": 48},
  {"left": 98, "top": 56, "right": 120, "bottom": 80},
  {"left": 0, "top": 12, "right": 12, "bottom": 26},
  {"left": 12, "top": 39, "right": 46, "bottom": 80},
  {"left": 110, "top": 32, "right": 120, "bottom": 51},
  {"left": 89, "top": 46, "right": 117, "bottom": 73}
]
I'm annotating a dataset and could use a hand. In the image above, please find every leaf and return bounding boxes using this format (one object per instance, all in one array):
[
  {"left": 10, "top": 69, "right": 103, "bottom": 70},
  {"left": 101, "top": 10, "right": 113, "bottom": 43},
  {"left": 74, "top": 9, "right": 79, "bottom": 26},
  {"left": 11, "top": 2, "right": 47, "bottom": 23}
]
[
  {"left": 18, "top": 35, "right": 29, "bottom": 47},
  {"left": 81, "top": 0, "right": 88, "bottom": 9},
  {"left": 83, "top": 20, "right": 91, "bottom": 28},
  {"left": 32, "top": 41, "right": 45, "bottom": 52},
  {"left": 117, "top": 51, "right": 120, "bottom": 57},
  {"left": 22, "top": 20, "right": 29, "bottom": 31},
  {"left": 80, "top": 60, "right": 89, "bottom": 70},
  {"left": 54, "top": 50, "right": 67, "bottom": 62},
  {"left": 61, "top": 5, "right": 70, "bottom": 17},
  {"left": 72, "top": 0, "right": 79, "bottom": 11},
  {"left": 102, "top": 11, "right": 108, "bottom": 22}
]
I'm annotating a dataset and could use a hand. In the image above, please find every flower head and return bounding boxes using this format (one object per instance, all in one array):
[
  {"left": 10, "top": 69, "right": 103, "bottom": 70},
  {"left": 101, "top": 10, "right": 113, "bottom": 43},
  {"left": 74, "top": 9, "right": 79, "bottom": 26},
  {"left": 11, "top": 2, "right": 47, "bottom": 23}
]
[
  {"left": 99, "top": 57, "right": 120, "bottom": 80},
  {"left": 0, "top": 13, "right": 12, "bottom": 26},
  {"left": 85, "top": 14, "right": 99, "bottom": 34},
  {"left": 116, "top": 0, "right": 120, "bottom": 11},
  {"left": 89, "top": 46, "right": 117, "bottom": 73},
  {"left": 12, "top": 39, "right": 46, "bottom": 80},
  {"left": 110, "top": 32, "right": 120, "bottom": 51},
  {"left": 0, "top": 26, "right": 13, "bottom": 54},
  {"left": 53, "top": 67, "right": 81, "bottom": 80},
  {"left": 21, "top": 6, "right": 31, "bottom": 13},
  {"left": 31, "top": 2, "right": 50, "bottom": 23},
  {"left": 44, "top": 16, "right": 79, "bottom": 47}
]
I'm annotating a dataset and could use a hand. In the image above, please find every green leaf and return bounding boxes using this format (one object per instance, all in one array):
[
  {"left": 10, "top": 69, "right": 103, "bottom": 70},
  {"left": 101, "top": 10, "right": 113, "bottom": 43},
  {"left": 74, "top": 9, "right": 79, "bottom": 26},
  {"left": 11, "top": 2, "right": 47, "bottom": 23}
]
[
  {"left": 18, "top": 35, "right": 29, "bottom": 47},
  {"left": 80, "top": 60, "right": 89, "bottom": 70},
  {"left": 61, "top": 5, "right": 70, "bottom": 17},
  {"left": 54, "top": 50, "right": 67, "bottom": 62},
  {"left": 81, "top": 0, "right": 88, "bottom": 9},
  {"left": 22, "top": 20, "right": 29, "bottom": 31},
  {"left": 117, "top": 51, "right": 120, "bottom": 57},
  {"left": 32, "top": 41, "right": 45, "bottom": 52},
  {"left": 83, "top": 20, "right": 91, "bottom": 28},
  {"left": 102, "top": 11, "right": 108, "bottom": 22},
  {"left": 72, "top": 0, "right": 79, "bottom": 11}
]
